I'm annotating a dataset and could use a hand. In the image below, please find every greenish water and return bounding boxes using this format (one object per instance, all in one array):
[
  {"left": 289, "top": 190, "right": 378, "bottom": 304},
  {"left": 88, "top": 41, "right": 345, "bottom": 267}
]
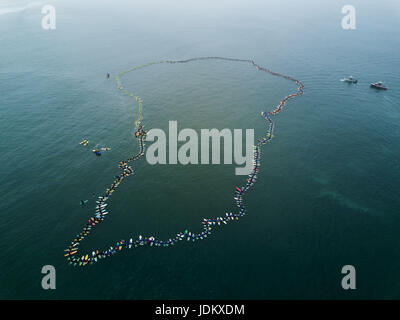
[{"left": 0, "top": 0, "right": 399, "bottom": 299}]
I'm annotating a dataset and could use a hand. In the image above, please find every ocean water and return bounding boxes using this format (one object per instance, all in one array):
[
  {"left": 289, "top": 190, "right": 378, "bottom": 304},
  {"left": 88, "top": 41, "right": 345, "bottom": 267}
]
[{"left": 0, "top": 0, "right": 399, "bottom": 299}]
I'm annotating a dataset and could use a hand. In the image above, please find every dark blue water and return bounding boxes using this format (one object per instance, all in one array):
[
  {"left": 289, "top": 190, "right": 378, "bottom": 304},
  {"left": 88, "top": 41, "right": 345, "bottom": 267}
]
[{"left": 0, "top": 0, "right": 399, "bottom": 299}]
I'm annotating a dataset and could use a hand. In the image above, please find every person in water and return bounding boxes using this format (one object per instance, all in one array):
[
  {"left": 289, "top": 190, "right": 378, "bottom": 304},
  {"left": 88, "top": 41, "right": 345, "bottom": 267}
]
[{"left": 80, "top": 200, "right": 87, "bottom": 206}]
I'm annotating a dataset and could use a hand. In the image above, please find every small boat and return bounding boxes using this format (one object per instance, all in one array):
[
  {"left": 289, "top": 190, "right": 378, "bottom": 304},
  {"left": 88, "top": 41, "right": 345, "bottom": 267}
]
[
  {"left": 370, "top": 81, "right": 387, "bottom": 90},
  {"left": 341, "top": 76, "right": 358, "bottom": 83}
]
